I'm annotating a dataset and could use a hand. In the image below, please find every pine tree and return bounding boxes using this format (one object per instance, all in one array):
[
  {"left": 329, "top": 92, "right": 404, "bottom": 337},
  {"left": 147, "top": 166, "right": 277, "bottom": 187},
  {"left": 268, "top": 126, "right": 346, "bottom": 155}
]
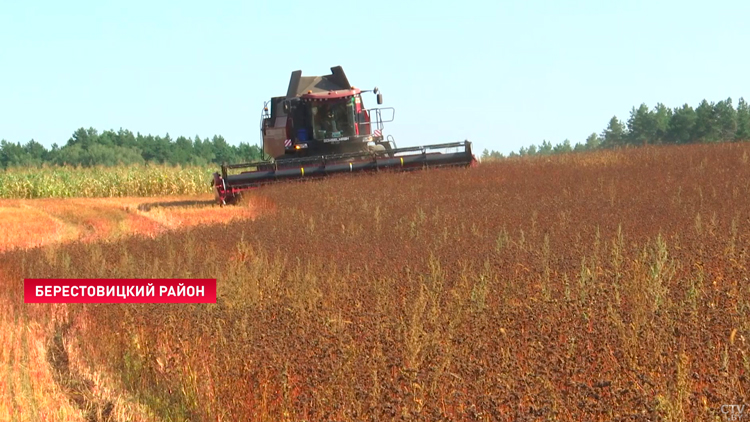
[
  {"left": 693, "top": 100, "right": 719, "bottom": 142},
  {"left": 714, "top": 97, "right": 737, "bottom": 142},
  {"left": 601, "top": 117, "right": 626, "bottom": 148},
  {"left": 734, "top": 98, "right": 750, "bottom": 141},
  {"left": 627, "top": 104, "right": 656, "bottom": 145},
  {"left": 666, "top": 104, "right": 697, "bottom": 144},
  {"left": 585, "top": 133, "right": 601, "bottom": 150},
  {"left": 652, "top": 103, "right": 672, "bottom": 144}
]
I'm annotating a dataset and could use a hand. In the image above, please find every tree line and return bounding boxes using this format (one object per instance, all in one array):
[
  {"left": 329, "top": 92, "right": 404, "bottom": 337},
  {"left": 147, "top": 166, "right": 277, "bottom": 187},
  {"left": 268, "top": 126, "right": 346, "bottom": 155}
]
[
  {"left": 482, "top": 97, "right": 750, "bottom": 159},
  {"left": 0, "top": 127, "right": 265, "bottom": 168}
]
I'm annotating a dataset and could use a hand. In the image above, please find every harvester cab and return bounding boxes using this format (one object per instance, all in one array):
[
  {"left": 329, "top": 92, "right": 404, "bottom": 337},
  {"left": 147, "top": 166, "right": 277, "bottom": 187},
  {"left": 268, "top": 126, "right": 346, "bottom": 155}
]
[
  {"left": 262, "top": 66, "right": 393, "bottom": 158},
  {"left": 213, "top": 66, "right": 476, "bottom": 205}
]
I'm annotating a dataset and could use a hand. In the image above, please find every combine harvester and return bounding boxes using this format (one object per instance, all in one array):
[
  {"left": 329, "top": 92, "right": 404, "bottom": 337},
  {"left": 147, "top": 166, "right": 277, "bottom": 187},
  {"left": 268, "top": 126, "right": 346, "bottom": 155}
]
[{"left": 213, "top": 66, "right": 476, "bottom": 205}]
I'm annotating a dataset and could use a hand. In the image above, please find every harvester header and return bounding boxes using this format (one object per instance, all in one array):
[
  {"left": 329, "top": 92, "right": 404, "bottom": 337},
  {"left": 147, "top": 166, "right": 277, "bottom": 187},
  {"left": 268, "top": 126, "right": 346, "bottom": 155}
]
[{"left": 213, "top": 66, "right": 476, "bottom": 204}]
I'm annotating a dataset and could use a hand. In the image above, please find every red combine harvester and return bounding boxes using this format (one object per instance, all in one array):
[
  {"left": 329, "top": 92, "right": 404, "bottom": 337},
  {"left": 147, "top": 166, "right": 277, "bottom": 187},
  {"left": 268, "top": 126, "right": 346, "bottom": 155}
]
[{"left": 213, "top": 66, "right": 476, "bottom": 205}]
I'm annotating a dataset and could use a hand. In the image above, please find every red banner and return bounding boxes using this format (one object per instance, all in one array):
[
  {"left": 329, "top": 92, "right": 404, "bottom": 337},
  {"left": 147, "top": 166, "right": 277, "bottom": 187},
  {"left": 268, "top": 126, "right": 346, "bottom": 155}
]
[{"left": 24, "top": 278, "right": 217, "bottom": 303}]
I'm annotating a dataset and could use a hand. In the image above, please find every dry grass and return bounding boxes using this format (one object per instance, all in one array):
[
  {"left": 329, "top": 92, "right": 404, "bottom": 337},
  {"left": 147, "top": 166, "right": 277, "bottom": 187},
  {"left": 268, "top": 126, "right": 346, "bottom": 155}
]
[{"left": 0, "top": 194, "right": 263, "bottom": 252}]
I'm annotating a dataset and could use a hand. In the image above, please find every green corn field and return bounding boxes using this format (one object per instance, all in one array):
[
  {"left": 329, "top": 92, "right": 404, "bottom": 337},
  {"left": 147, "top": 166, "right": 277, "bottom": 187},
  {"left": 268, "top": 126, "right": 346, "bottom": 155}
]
[{"left": 0, "top": 165, "right": 215, "bottom": 199}]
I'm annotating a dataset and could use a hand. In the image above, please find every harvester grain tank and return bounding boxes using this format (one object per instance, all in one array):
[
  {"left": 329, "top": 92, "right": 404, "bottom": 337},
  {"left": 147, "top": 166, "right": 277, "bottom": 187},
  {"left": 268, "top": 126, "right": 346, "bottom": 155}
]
[{"left": 213, "top": 66, "right": 476, "bottom": 204}]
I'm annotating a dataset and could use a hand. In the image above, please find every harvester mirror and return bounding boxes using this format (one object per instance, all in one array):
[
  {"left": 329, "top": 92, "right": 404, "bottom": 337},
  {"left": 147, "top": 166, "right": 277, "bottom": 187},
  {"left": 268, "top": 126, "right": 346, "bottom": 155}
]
[{"left": 377, "top": 93, "right": 383, "bottom": 105}]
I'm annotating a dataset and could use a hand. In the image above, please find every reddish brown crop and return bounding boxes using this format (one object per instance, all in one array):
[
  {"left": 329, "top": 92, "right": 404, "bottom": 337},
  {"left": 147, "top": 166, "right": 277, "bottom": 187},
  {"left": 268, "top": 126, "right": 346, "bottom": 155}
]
[{"left": 2, "top": 143, "right": 749, "bottom": 421}]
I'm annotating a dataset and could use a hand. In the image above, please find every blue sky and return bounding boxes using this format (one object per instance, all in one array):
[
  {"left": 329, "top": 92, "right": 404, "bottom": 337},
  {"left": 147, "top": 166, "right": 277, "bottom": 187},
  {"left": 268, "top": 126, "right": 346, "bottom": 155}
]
[{"left": 1, "top": 0, "right": 748, "bottom": 155}]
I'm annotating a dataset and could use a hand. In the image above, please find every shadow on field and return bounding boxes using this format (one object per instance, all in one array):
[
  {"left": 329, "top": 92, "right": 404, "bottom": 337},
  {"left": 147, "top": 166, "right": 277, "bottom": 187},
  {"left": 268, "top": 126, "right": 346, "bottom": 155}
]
[{"left": 137, "top": 200, "right": 216, "bottom": 212}]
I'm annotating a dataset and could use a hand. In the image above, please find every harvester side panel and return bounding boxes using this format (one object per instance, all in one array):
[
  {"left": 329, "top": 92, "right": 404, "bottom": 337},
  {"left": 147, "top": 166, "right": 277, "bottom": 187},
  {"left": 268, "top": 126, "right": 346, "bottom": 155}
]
[
  {"left": 263, "top": 127, "right": 287, "bottom": 159},
  {"left": 263, "top": 96, "right": 289, "bottom": 159},
  {"left": 286, "top": 70, "right": 303, "bottom": 98}
]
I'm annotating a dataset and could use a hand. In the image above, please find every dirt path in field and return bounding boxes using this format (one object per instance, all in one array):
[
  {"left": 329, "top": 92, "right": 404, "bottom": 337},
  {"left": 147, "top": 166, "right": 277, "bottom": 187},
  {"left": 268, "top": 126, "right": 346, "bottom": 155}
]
[
  {"left": 0, "top": 194, "right": 261, "bottom": 252},
  {"left": 0, "top": 306, "right": 83, "bottom": 421},
  {"left": 0, "top": 194, "right": 266, "bottom": 420},
  {"left": 46, "top": 322, "right": 119, "bottom": 422},
  {"left": 0, "top": 301, "right": 162, "bottom": 422}
]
